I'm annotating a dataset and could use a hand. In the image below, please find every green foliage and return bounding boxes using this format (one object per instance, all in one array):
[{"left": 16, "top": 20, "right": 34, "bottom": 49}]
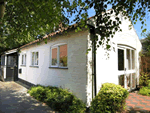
[
  {"left": 90, "top": 83, "right": 129, "bottom": 113},
  {"left": 139, "top": 72, "right": 150, "bottom": 87},
  {"left": 28, "top": 85, "right": 86, "bottom": 113},
  {"left": 28, "top": 85, "right": 47, "bottom": 101},
  {"left": 0, "top": 0, "right": 149, "bottom": 54},
  {"left": 139, "top": 86, "right": 150, "bottom": 96},
  {"left": 139, "top": 51, "right": 145, "bottom": 57},
  {"left": 141, "top": 32, "right": 150, "bottom": 56},
  {"left": 0, "top": 0, "right": 69, "bottom": 54}
]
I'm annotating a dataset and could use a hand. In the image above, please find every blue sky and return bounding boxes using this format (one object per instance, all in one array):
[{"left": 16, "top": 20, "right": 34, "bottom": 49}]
[{"left": 86, "top": 7, "right": 150, "bottom": 40}]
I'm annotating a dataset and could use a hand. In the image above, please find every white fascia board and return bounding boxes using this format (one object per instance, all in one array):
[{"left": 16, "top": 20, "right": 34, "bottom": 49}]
[{"left": 5, "top": 48, "right": 18, "bottom": 55}]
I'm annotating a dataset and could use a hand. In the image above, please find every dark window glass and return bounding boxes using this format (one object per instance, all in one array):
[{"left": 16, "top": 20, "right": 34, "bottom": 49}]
[{"left": 118, "top": 49, "right": 124, "bottom": 70}]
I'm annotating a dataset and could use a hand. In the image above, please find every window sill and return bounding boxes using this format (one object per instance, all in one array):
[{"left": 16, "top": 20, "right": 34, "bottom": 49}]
[
  {"left": 30, "top": 65, "right": 39, "bottom": 68},
  {"left": 49, "top": 67, "right": 68, "bottom": 69},
  {"left": 20, "top": 65, "right": 26, "bottom": 67}
]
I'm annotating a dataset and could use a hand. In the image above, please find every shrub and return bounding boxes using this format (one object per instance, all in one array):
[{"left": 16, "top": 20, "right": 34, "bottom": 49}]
[
  {"left": 90, "top": 83, "right": 129, "bottom": 113},
  {"left": 148, "top": 82, "right": 150, "bottom": 87},
  {"left": 45, "top": 87, "right": 86, "bottom": 113},
  {"left": 139, "top": 72, "right": 150, "bottom": 87},
  {"left": 139, "top": 86, "right": 150, "bottom": 96},
  {"left": 28, "top": 85, "right": 86, "bottom": 113},
  {"left": 28, "top": 85, "right": 47, "bottom": 101}
]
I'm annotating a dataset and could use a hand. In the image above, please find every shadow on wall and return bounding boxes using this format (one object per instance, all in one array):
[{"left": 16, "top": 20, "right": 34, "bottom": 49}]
[{"left": 100, "top": 40, "right": 116, "bottom": 60}]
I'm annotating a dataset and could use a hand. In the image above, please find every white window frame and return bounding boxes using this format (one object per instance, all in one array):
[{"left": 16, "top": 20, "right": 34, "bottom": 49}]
[
  {"left": 21, "top": 54, "right": 26, "bottom": 65},
  {"left": 117, "top": 45, "right": 136, "bottom": 90},
  {"left": 50, "top": 43, "right": 67, "bottom": 68},
  {"left": 31, "top": 51, "right": 39, "bottom": 66}
]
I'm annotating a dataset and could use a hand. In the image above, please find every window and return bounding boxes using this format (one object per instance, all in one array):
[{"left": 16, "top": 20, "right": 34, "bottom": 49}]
[
  {"left": 118, "top": 47, "right": 135, "bottom": 71},
  {"left": 132, "top": 50, "right": 135, "bottom": 69},
  {"left": 7, "top": 56, "right": 17, "bottom": 66},
  {"left": 51, "top": 44, "right": 67, "bottom": 67},
  {"left": 118, "top": 49, "right": 124, "bottom": 70},
  {"left": 52, "top": 48, "right": 57, "bottom": 66},
  {"left": 1, "top": 55, "right": 5, "bottom": 66},
  {"left": 22, "top": 54, "right": 26, "bottom": 65},
  {"left": 126, "top": 49, "right": 135, "bottom": 70},
  {"left": 127, "top": 49, "right": 131, "bottom": 70},
  {"left": 31, "top": 52, "right": 38, "bottom": 66}
]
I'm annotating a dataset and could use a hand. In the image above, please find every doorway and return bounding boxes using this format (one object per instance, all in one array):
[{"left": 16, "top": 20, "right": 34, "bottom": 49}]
[
  {"left": 118, "top": 46, "right": 136, "bottom": 90},
  {"left": 6, "top": 53, "right": 18, "bottom": 81}
]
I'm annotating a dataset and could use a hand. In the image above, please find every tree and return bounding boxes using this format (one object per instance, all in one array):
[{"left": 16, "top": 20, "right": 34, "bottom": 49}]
[
  {"left": 0, "top": 0, "right": 149, "bottom": 53},
  {"left": 141, "top": 32, "right": 150, "bottom": 55},
  {"left": 0, "top": 0, "right": 6, "bottom": 19},
  {"left": 0, "top": 0, "right": 70, "bottom": 53}
]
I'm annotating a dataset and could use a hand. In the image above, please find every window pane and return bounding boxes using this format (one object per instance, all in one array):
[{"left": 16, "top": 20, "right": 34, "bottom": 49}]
[
  {"left": 119, "top": 75, "right": 124, "bottom": 87},
  {"left": 132, "top": 50, "right": 135, "bottom": 69},
  {"left": 118, "top": 49, "right": 124, "bottom": 70},
  {"left": 8, "top": 56, "right": 15, "bottom": 66},
  {"left": 127, "top": 74, "right": 131, "bottom": 89},
  {"left": 22, "top": 55, "right": 24, "bottom": 64},
  {"left": 127, "top": 49, "right": 131, "bottom": 70},
  {"left": 59, "top": 44, "right": 67, "bottom": 67},
  {"left": 132, "top": 73, "right": 136, "bottom": 88},
  {"left": 35, "top": 52, "right": 38, "bottom": 65},
  {"left": 25, "top": 54, "right": 26, "bottom": 65},
  {"left": 32, "top": 52, "right": 34, "bottom": 65},
  {"left": 1, "top": 55, "right": 5, "bottom": 66},
  {"left": 52, "top": 48, "right": 57, "bottom": 65},
  {"left": 8, "top": 56, "right": 11, "bottom": 65}
]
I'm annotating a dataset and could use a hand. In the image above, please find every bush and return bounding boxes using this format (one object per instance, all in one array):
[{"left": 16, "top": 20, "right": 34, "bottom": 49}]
[
  {"left": 90, "top": 83, "right": 129, "bottom": 113},
  {"left": 28, "top": 85, "right": 47, "bottom": 101},
  {"left": 139, "top": 86, "right": 150, "bottom": 96},
  {"left": 45, "top": 87, "right": 86, "bottom": 113},
  {"left": 28, "top": 85, "right": 86, "bottom": 113},
  {"left": 139, "top": 72, "right": 150, "bottom": 87}
]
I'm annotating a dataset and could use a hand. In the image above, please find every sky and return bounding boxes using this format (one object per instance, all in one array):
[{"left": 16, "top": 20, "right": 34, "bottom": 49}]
[{"left": 86, "top": 6, "right": 150, "bottom": 40}]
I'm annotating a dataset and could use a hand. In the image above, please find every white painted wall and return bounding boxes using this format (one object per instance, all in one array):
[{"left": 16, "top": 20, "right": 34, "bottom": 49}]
[
  {"left": 95, "top": 15, "right": 142, "bottom": 94},
  {"left": 18, "top": 30, "right": 89, "bottom": 103}
]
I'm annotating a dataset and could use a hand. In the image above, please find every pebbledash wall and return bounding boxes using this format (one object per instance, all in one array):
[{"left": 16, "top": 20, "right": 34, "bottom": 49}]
[{"left": 18, "top": 30, "right": 89, "bottom": 104}]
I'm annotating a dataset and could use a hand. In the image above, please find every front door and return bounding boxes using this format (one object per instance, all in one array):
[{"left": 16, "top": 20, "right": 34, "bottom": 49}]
[
  {"left": 118, "top": 46, "right": 136, "bottom": 90},
  {"left": 6, "top": 53, "right": 18, "bottom": 81}
]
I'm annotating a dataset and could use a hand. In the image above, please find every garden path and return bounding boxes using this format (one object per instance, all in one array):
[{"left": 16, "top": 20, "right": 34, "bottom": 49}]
[
  {"left": 0, "top": 81, "right": 57, "bottom": 113},
  {"left": 126, "top": 92, "right": 150, "bottom": 113}
]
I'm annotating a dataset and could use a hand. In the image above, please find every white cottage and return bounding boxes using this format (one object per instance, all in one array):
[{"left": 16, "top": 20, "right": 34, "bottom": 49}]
[{"left": 1, "top": 13, "right": 142, "bottom": 106}]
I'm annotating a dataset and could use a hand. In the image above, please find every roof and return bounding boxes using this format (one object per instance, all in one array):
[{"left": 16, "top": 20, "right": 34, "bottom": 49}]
[
  {"left": 20, "top": 22, "right": 81, "bottom": 49},
  {"left": 4, "top": 48, "right": 18, "bottom": 55}
]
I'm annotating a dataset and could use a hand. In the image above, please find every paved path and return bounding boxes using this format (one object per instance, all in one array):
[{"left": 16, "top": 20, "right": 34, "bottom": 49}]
[
  {"left": 126, "top": 92, "right": 150, "bottom": 113},
  {"left": 0, "top": 81, "right": 57, "bottom": 113}
]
